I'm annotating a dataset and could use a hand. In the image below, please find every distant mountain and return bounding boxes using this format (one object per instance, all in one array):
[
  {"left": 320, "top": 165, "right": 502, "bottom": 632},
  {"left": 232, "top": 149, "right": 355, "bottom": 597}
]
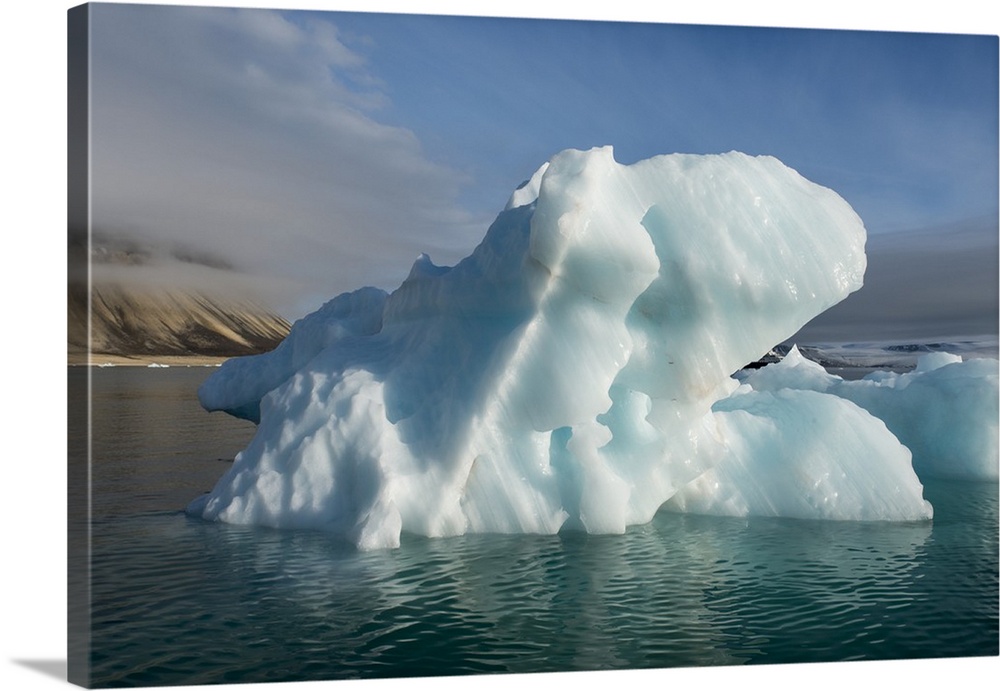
[
  {"left": 68, "top": 230, "right": 291, "bottom": 361},
  {"left": 68, "top": 282, "right": 290, "bottom": 360}
]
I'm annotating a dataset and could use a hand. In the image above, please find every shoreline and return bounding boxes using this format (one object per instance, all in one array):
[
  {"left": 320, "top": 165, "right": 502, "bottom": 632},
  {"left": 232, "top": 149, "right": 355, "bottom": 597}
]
[{"left": 68, "top": 353, "right": 234, "bottom": 367}]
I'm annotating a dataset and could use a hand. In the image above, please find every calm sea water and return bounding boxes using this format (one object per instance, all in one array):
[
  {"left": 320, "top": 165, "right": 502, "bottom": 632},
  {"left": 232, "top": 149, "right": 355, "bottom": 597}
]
[{"left": 71, "top": 367, "right": 998, "bottom": 688}]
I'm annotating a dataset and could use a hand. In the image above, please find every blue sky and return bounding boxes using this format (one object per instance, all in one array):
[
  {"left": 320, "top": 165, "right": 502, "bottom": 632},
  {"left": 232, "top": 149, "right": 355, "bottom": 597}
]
[
  {"left": 84, "top": 2, "right": 998, "bottom": 335},
  {"left": 325, "top": 14, "right": 997, "bottom": 232}
]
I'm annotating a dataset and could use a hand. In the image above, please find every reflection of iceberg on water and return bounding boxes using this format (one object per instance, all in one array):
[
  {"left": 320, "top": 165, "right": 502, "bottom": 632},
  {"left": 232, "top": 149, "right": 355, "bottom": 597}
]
[{"left": 186, "top": 146, "right": 995, "bottom": 549}]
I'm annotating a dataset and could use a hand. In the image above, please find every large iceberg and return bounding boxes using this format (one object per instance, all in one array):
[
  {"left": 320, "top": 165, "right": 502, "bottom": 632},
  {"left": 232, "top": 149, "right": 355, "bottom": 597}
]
[{"left": 189, "top": 147, "right": 939, "bottom": 549}]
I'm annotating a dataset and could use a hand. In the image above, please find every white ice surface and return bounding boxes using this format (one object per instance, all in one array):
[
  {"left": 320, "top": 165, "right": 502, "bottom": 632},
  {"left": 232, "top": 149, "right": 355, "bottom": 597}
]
[
  {"left": 189, "top": 147, "right": 941, "bottom": 549},
  {"left": 197, "top": 286, "right": 388, "bottom": 422},
  {"left": 741, "top": 346, "right": 999, "bottom": 481},
  {"left": 666, "top": 387, "right": 933, "bottom": 520}
]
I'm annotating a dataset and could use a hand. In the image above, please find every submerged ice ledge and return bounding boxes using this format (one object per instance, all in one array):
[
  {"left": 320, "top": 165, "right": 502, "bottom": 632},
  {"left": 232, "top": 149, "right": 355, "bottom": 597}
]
[{"left": 186, "top": 147, "right": 993, "bottom": 549}]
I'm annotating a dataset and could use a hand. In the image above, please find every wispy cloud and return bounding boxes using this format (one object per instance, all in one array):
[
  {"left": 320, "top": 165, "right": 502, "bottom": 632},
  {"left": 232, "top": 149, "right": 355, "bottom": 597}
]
[{"left": 90, "top": 4, "right": 485, "bottom": 317}]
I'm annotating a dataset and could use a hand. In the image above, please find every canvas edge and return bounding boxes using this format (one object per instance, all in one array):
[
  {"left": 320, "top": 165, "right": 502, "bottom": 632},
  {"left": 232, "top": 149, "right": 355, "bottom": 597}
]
[{"left": 67, "top": 3, "right": 92, "bottom": 688}]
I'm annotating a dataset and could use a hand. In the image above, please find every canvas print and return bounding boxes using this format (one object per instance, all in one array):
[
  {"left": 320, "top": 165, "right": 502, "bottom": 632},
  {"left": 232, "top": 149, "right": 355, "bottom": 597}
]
[{"left": 67, "top": 2, "right": 999, "bottom": 688}]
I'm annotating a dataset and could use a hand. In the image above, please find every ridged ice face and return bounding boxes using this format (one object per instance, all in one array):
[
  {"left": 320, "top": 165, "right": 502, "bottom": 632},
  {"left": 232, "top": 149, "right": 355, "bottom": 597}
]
[{"left": 188, "top": 146, "right": 938, "bottom": 550}]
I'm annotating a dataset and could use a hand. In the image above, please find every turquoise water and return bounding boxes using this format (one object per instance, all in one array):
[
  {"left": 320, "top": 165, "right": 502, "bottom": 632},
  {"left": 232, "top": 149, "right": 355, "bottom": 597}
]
[{"left": 75, "top": 368, "right": 998, "bottom": 687}]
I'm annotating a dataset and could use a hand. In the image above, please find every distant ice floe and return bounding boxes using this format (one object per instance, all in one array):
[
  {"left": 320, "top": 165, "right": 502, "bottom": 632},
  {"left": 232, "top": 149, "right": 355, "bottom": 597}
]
[
  {"left": 187, "top": 147, "right": 994, "bottom": 549},
  {"left": 735, "top": 346, "right": 998, "bottom": 481}
]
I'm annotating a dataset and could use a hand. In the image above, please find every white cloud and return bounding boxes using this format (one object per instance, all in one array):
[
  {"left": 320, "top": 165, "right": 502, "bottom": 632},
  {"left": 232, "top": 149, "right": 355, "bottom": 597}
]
[{"left": 89, "top": 4, "right": 485, "bottom": 318}]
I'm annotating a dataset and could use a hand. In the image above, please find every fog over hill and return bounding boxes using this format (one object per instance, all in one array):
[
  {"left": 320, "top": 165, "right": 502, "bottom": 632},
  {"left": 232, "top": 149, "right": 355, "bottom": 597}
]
[{"left": 68, "top": 231, "right": 290, "bottom": 361}]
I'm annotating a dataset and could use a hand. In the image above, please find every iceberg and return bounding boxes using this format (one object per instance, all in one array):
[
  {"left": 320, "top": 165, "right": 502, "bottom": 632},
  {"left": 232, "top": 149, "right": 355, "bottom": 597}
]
[
  {"left": 197, "top": 286, "right": 388, "bottom": 423},
  {"left": 189, "top": 146, "right": 937, "bottom": 549},
  {"left": 666, "top": 387, "right": 933, "bottom": 520},
  {"left": 739, "top": 346, "right": 999, "bottom": 481}
]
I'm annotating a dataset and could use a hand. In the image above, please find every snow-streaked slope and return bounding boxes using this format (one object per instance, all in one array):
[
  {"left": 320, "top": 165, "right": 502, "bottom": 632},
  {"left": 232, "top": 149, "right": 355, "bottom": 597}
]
[{"left": 71, "top": 283, "right": 290, "bottom": 358}]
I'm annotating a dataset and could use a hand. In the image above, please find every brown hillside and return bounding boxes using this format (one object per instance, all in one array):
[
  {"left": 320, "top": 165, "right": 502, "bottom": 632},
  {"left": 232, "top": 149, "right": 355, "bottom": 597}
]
[{"left": 68, "top": 281, "right": 290, "bottom": 361}]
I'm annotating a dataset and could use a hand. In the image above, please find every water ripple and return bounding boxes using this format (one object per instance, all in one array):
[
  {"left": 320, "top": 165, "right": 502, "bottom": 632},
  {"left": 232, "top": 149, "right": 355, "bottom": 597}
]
[{"left": 80, "top": 370, "right": 998, "bottom": 686}]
